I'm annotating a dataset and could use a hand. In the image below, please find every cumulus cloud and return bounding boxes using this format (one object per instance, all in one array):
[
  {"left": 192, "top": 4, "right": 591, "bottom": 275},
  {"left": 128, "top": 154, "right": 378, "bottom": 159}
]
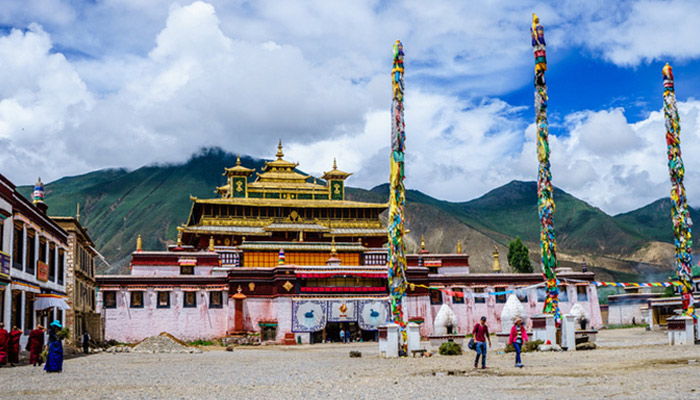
[{"left": 1, "top": 0, "right": 700, "bottom": 217}]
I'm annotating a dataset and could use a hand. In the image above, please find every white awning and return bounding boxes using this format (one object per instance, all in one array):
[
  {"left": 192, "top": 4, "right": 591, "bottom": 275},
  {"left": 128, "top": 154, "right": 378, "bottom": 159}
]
[{"left": 34, "top": 296, "right": 71, "bottom": 311}]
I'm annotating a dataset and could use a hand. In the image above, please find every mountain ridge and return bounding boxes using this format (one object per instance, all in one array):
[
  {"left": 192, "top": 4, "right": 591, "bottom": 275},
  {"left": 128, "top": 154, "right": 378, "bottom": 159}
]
[{"left": 15, "top": 147, "right": 681, "bottom": 281}]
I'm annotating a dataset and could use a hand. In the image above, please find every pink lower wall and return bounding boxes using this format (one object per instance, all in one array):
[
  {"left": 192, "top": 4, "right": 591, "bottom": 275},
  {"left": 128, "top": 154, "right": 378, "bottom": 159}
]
[{"left": 99, "top": 288, "right": 229, "bottom": 343}]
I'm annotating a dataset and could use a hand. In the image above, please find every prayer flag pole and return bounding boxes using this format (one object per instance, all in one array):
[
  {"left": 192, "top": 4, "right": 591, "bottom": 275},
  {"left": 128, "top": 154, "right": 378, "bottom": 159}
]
[
  {"left": 662, "top": 63, "right": 696, "bottom": 317},
  {"left": 388, "top": 40, "right": 408, "bottom": 352},
  {"left": 531, "top": 14, "right": 561, "bottom": 324}
]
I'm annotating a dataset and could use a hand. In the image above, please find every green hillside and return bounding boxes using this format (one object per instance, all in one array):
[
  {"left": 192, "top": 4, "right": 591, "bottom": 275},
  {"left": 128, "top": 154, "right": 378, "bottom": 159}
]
[
  {"left": 614, "top": 198, "right": 700, "bottom": 244},
  {"left": 14, "top": 148, "right": 676, "bottom": 280}
]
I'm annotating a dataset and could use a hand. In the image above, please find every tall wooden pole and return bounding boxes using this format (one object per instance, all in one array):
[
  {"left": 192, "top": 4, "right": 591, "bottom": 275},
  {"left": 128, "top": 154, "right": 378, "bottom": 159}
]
[
  {"left": 531, "top": 14, "right": 560, "bottom": 324},
  {"left": 388, "top": 40, "right": 407, "bottom": 350},
  {"left": 662, "top": 63, "right": 695, "bottom": 317}
]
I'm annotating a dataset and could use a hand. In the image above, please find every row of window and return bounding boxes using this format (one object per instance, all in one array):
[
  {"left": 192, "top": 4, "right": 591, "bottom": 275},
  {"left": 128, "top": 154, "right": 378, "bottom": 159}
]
[
  {"left": 431, "top": 286, "right": 589, "bottom": 305},
  {"left": 201, "top": 205, "right": 381, "bottom": 221},
  {"left": 12, "top": 222, "right": 65, "bottom": 284},
  {"left": 103, "top": 291, "right": 224, "bottom": 309}
]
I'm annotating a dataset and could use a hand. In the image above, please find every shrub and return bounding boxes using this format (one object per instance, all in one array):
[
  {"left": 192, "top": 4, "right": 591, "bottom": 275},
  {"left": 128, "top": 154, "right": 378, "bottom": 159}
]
[
  {"left": 438, "top": 341, "right": 462, "bottom": 356},
  {"left": 188, "top": 339, "right": 215, "bottom": 346},
  {"left": 505, "top": 340, "right": 543, "bottom": 353}
]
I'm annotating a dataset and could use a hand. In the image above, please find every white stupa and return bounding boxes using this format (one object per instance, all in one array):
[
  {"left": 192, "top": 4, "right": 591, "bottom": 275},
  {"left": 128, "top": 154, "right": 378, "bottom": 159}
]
[
  {"left": 500, "top": 294, "right": 526, "bottom": 333},
  {"left": 434, "top": 304, "right": 459, "bottom": 335},
  {"left": 567, "top": 303, "right": 589, "bottom": 323}
]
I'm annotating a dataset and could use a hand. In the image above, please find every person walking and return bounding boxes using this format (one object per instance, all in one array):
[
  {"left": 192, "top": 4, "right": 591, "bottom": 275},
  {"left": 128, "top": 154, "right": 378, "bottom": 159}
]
[
  {"left": 27, "top": 324, "right": 45, "bottom": 367},
  {"left": 82, "top": 331, "right": 91, "bottom": 354},
  {"left": 44, "top": 320, "right": 64, "bottom": 373},
  {"left": 509, "top": 317, "right": 528, "bottom": 368},
  {"left": 472, "top": 316, "right": 491, "bottom": 369},
  {"left": 339, "top": 328, "right": 345, "bottom": 343},
  {"left": 0, "top": 322, "right": 8, "bottom": 366},
  {"left": 9, "top": 325, "right": 22, "bottom": 366}
]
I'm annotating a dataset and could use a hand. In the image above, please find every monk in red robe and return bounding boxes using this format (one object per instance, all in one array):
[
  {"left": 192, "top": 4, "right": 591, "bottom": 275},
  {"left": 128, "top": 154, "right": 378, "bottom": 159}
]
[
  {"left": 0, "top": 322, "right": 8, "bottom": 366},
  {"left": 9, "top": 326, "right": 22, "bottom": 365},
  {"left": 27, "top": 324, "right": 45, "bottom": 366}
]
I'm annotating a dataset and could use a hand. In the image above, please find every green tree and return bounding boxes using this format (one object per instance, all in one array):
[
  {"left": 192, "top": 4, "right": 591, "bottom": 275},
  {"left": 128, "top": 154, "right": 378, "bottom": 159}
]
[{"left": 508, "top": 236, "right": 533, "bottom": 273}]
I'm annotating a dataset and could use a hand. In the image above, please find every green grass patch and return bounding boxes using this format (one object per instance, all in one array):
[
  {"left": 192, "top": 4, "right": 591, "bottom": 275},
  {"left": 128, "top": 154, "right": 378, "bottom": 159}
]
[
  {"left": 188, "top": 339, "right": 216, "bottom": 346},
  {"left": 605, "top": 324, "right": 648, "bottom": 330}
]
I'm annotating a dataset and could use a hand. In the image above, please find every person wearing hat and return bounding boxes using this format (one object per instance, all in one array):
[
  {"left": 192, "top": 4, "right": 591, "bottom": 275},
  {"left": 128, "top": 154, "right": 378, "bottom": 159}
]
[
  {"left": 44, "top": 320, "right": 64, "bottom": 373},
  {"left": 508, "top": 317, "right": 528, "bottom": 368},
  {"left": 27, "top": 324, "right": 46, "bottom": 366}
]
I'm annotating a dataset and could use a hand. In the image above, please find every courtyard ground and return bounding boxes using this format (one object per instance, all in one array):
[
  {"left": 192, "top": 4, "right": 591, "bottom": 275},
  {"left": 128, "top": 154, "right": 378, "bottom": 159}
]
[{"left": 2, "top": 328, "right": 699, "bottom": 399}]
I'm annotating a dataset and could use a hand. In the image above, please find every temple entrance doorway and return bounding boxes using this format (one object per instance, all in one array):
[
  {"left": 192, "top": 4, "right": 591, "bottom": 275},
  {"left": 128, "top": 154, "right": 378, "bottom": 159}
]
[{"left": 311, "top": 322, "right": 378, "bottom": 343}]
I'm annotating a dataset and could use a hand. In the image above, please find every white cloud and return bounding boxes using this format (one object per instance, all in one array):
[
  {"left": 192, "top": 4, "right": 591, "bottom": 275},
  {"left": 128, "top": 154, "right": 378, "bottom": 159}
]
[{"left": 1, "top": 0, "right": 700, "bottom": 217}]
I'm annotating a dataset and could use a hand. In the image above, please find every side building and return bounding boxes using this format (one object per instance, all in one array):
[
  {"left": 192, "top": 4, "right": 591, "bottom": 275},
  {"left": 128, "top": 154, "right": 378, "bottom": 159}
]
[
  {"left": 97, "top": 142, "right": 603, "bottom": 344},
  {"left": 52, "top": 216, "right": 102, "bottom": 344},
  {"left": 0, "top": 175, "right": 70, "bottom": 348}
]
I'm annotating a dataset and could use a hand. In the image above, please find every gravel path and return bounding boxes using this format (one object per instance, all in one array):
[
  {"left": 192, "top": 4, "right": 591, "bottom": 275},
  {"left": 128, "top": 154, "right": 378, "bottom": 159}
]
[{"left": 2, "top": 328, "right": 699, "bottom": 399}]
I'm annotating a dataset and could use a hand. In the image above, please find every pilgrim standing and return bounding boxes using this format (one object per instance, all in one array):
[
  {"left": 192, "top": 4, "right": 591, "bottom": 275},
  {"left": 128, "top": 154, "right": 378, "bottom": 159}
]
[
  {"left": 472, "top": 316, "right": 491, "bottom": 369},
  {"left": 44, "top": 320, "right": 64, "bottom": 373},
  {"left": 27, "top": 324, "right": 45, "bottom": 366},
  {"left": 82, "top": 331, "right": 91, "bottom": 354},
  {"left": 9, "top": 325, "right": 22, "bottom": 366},
  {"left": 509, "top": 317, "right": 528, "bottom": 368},
  {"left": 0, "top": 322, "right": 8, "bottom": 366}
]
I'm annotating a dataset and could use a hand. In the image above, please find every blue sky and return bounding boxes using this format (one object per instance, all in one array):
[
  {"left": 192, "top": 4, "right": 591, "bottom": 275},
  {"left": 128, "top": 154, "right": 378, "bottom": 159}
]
[{"left": 1, "top": 0, "right": 700, "bottom": 215}]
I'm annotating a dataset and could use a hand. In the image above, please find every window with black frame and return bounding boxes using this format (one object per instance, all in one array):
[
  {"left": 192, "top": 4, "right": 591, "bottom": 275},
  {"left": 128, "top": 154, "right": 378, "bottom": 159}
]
[
  {"left": 209, "top": 291, "right": 223, "bottom": 308},
  {"left": 495, "top": 287, "right": 507, "bottom": 303},
  {"left": 180, "top": 265, "right": 194, "bottom": 275},
  {"left": 577, "top": 286, "right": 588, "bottom": 301},
  {"left": 559, "top": 286, "right": 569, "bottom": 302},
  {"left": 183, "top": 291, "right": 197, "bottom": 308},
  {"left": 473, "top": 287, "right": 486, "bottom": 303},
  {"left": 452, "top": 288, "right": 465, "bottom": 304},
  {"left": 130, "top": 291, "right": 144, "bottom": 308},
  {"left": 157, "top": 291, "right": 170, "bottom": 308},
  {"left": 103, "top": 291, "right": 117, "bottom": 309},
  {"left": 430, "top": 289, "right": 443, "bottom": 305}
]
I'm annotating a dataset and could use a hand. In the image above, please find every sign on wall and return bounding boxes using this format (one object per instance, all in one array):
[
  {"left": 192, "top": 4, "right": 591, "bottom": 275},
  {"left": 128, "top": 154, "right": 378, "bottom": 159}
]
[
  {"left": 358, "top": 300, "right": 390, "bottom": 331},
  {"left": 292, "top": 300, "right": 327, "bottom": 332},
  {"left": 327, "top": 300, "right": 356, "bottom": 322},
  {"left": 37, "top": 260, "right": 48, "bottom": 282},
  {"left": 0, "top": 251, "right": 10, "bottom": 279}
]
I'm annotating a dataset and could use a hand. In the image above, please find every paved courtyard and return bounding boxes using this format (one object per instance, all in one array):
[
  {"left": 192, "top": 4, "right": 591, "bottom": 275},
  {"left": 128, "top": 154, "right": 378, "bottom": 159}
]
[{"left": 2, "top": 328, "right": 700, "bottom": 399}]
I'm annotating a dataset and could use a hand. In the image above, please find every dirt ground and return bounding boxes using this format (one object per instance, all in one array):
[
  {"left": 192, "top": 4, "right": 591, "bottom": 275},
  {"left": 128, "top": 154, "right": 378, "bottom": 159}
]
[{"left": 2, "top": 328, "right": 699, "bottom": 399}]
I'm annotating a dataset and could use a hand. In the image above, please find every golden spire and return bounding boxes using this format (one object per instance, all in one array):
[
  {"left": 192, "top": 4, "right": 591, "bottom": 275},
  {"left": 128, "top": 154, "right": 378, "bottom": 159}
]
[
  {"left": 276, "top": 139, "right": 284, "bottom": 159},
  {"left": 331, "top": 236, "right": 337, "bottom": 256},
  {"left": 136, "top": 235, "right": 143, "bottom": 251},
  {"left": 76, "top": 202, "right": 80, "bottom": 222},
  {"left": 236, "top": 154, "right": 241, "bottom": 166},
  {"left": 421, "top": 235, "right": 425, "bottom": 251},
  {"left": 299, "top": 230, "right": 304, "bottom": 242},
  {"left": 209, "top": 236, "right": 215, "bottom": 252},
  {"left": 333, "top": 157, "right": 337, "bottom": 170},
  {"left": 492, "top": 245, "right": 501, "bottom": 273},
  {"left": 456, "top": 240, "right": 462, "bottom": 254}
]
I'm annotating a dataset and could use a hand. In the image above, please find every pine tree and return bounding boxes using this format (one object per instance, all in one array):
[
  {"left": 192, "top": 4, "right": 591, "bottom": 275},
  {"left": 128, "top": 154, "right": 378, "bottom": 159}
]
[{"left": 508, "top": 236, "right": 533, "bottom": 273}]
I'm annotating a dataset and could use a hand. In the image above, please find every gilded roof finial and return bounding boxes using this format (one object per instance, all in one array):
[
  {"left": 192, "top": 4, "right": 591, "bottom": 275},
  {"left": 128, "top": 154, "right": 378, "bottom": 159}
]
[
  {"left": 236, "top": 154, "right": 241, "bottom": 166},
  {"left": 136, "top": 234, "right": 143, "bottom": 251},
  {"left": 76, "top": 202, "right": 80, "bottom": 222},
  {"left": 421, "top": 234, "right": 425, "bottom": 251},
  {"left": 331, "top": 236, "right": 337, "bottom": 256},
  {"left": 276, "top": 139, "right": 284, "bottom": 159},
  {"left": 492, "top": 245, "right": 501, "bottom": 273},
  {"left": 333, "top": 157, "right": 337, "bottom": 170},
  {"left": 456, "top": 240, "right": 462, "bottom": 254},
  {"left": 209, "top": 236, "right": 215, "bottom": 252}
]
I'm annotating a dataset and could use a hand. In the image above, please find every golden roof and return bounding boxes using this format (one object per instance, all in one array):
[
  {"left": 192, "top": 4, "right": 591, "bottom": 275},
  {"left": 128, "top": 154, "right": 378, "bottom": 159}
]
[
  {"left": 224, "top": 155, "right": 254, "bottom": 176},
  {"left": 190, "top": 196, "right": 388, "bottom": 209},
  {"left": 322, "top": 158, "right": 352, "bottom": 180}
]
